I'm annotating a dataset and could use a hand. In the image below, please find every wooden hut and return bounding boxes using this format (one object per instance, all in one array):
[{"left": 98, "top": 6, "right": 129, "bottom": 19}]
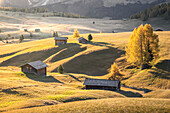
[
  {"left": 35, "top": 29, "right": 40, "bottom": 32},
  {"left": 21, "top": 61, "right": 48, "bottom": 76},
  {"left": 83, "top": 78, "right": 121, "bottom": 91},
  {"left": 54, "top": 37, "right": 68, "bottom": 45},
  {"left": 24, "top": 29, "right": 28, "bottom": 32},
  {"left": 78, "top": 37, "right": 88, "bottom": 43}
]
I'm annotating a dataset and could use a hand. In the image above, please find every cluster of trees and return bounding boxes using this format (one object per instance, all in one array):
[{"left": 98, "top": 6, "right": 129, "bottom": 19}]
[
  {"left": 73, "top": 29, "right": 93, "bottom": 41},
  {"left": 0, "top": 7, "right": 48, "bottom": 13},
  {"left": 130, "top": 3, "right": 170, "bottom": 21},
  {"left": 53, "top": 11, "right": 84, "bottom": 18},
  {"left": 125, "top": 24, "right": 159, "bottom": 68},
  {"left": 53, "top": 31, "right": 59, "bottom": 37},
  {"left": 0, "top": 34, "right": 25, "bottom": 43},
  {"left": 108, "top": 24, "right": 159, "bottom": 81}
]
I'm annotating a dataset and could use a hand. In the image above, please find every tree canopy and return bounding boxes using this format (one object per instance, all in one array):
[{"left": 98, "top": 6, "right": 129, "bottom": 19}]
[
  {"left": 73, "top": 29, "right": 80, "bottom": 38},
  {"left": 125, "top": 24, "right": 159, "bottom": 67},
  {"left": 108, "top": 62, "right": 124, "bottom": 81}
]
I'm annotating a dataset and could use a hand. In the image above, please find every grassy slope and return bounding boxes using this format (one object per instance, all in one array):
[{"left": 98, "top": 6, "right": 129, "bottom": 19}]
[
  {"left": 122, "top": 31, "right": 170, "bottom": 89},
  {"left": 0, "top": 67, "right": 129, "bottom": 112},
  {"left": 0, "top": 32, "right": 169, "bottom": 112},
  {"left": 8, "top": 98, "right": 170, "bottom": 113}
]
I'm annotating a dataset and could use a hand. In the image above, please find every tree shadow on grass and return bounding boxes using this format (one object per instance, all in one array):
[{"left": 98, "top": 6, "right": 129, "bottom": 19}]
[
  {"left": 66, "top": 74, "right": 81, "bottom": 82},
  {"left": 148, "top": 68, "right": 170, "bottom": 79},
  {"left": 24, "top": 73, "right": 64, "bottom": 84},
  {"left": 123, "top": 85, "right": 152, "bottom": 93},
  {"left": 2, "top": 88, "right": 19, "bottom": 94},
  {"left": 59, "top": 42, "right": 125, "bottom": 76},
  {"left": 116, "top": 90, "right": 143, "bottom": 97},
  {"left": 155, "top": 60, "right": 170, "bottom": 72}
]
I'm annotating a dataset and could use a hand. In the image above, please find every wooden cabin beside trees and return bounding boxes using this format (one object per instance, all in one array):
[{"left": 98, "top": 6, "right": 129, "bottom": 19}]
[
  {"left": 83, "top": 78, "right": 121, "bottom": 91},
  {"left": 78, "top": 37, "right": 88, "bottom": 43},
  {"left": 54, "top": 37, "right": 68, "bottom": 45},
  {"left": 21, "top": 61, "right": 48, "bottom": 76}
]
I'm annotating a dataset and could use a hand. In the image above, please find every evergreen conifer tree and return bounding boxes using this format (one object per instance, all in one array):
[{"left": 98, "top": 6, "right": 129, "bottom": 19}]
[
  {"left": 57, "top": 65, "right": 64, "bottom": 74},
  {"left": 88, "top": 34, "right": 93, "bottom": 41}
]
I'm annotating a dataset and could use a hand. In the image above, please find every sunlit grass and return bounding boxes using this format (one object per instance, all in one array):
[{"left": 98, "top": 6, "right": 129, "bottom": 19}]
[
  {"left": 7, "top": 98, "right": 170, "bottom": 113},
  {"left": 0, "top": 31, "right": 169, "bottom": 112}
]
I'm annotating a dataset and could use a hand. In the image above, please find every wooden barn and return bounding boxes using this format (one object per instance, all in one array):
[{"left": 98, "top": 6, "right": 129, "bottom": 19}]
[
  {"left": 54, "top": 37, "right": 68, "bottom": 45},
  {"left": 83, "top": 78, "right": 121, "bottom": 91},
  {"left": 21, "top": 61, "right": 48, "bottom": 76},
  {"left": 78, "top": 37, "right": 88, "bottom": 43}
]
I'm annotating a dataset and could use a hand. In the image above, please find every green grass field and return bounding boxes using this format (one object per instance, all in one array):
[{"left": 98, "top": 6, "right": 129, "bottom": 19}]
[{"left": 0, "top": 31, "right": 169, "bottom": 112}]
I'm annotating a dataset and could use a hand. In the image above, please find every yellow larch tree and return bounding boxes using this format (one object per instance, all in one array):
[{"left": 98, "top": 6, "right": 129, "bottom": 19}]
[
  {"left": 125, "top": 24, "right": 159, "bottom": 67},
  {"left": 108, "top": 62, "right": 124, "bottom": 81},
  {"left": 73, "top": 29, "right": 80, "bottom": 38}
]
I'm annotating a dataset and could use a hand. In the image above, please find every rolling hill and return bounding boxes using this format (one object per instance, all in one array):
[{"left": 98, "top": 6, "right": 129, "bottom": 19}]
[{"left": 0, "top": 31, "right": 169, "bottom": 112}]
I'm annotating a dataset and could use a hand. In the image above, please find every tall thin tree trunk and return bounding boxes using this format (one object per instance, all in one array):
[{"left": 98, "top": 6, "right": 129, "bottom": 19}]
[{"left": 140, "top": 34, "right": 144, "bottom": 69}]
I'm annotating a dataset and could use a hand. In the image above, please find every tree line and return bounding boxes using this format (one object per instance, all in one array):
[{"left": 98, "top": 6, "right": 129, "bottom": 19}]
[
  {"left": 130, "top": 3, "right": 170, "bottom": 21},
  {"left": 0, "top": 7, "right": 48, "bottom": 13},
  {"left": 0, "top": 7, "right": 85, "bottom": 18},
  {"left": 52, "top": 11, "right": 85, "bottom": 18}
]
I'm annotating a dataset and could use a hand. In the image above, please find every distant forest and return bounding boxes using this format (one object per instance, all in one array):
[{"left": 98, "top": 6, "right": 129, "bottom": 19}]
[
  {"left": 130, "top": 3, "right": 170, "bottom": 21},
  {"left": 0, "top": 7, "right": 84, "bottom": 18},
  {"left": 0, "top": 7, "right": 48, "bottom": 13}
]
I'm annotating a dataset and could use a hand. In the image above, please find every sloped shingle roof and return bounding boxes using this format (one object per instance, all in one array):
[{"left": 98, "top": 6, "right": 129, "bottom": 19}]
[
  {"left": 78, "top": 37, "right": 87, "bottom": 41},
  {"left": 22, "top": 61, "right": 48, "bottom": 70},
  {"left": 83, "top": 78, "right": 120, "bottom": 87},
  {"left": 54, "top": 37, "right": 68, "bottom": 40}
]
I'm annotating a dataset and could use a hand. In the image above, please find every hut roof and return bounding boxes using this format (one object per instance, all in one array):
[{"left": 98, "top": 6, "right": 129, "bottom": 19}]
[
  {"left": 78, "top": 37, "right": 87, "bottom": 41},
  {"left": 22, "top": 61, "right": 48, "bottom": 70},
  {"left": 54, "top": 37, "right": 68, "bottom": 40},
  {"left": 83, "top": 78, "right": 120, "bottom": 87}
]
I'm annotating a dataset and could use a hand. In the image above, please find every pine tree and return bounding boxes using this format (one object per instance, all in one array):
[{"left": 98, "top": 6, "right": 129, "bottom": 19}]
[
  {"left": 88, "top": 34, "right": 93, "bottom": 41},
  {"left": 19, "top": 35, "right": 24, "bottom": 43},
  {"left": 53, "top": 32, "right": 56, "bottom": 37},
  {"left": 73, "top": 29, "right": 80, "bottom": 38},
  {"left": 55, "top": 32, "right": 58, "bottom": 37},
  {"left": 57, "top": 65, "right": 64, "bottom": 74},
  {"left": 108, "top": 62, "right": 124, "bottom": 81},
  {"left": 125, "top": 24, "right": 159, "bottom": 68}
]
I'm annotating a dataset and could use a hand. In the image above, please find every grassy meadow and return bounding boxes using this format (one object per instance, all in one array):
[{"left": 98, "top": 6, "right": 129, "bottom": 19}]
[
  {"left": 0, "top": 30, "right": 169, "bottom": 112},
  {"left": 0, "top": 9, "right": 169, "bottom": 113}
]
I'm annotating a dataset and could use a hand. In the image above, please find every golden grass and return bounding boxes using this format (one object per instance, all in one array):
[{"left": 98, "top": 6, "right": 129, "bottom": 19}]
[
  {"left": 144, "top": 89, "right": 170, "bottom": 98},
  {"left": 7, "top": 98, "right": 170, "bottom": 113},
  {"left": 0, "top": 68, "right": 127, "bottom": 112},
  {"left": 0, "top": 31, "right": 169, "bottom": 112}
]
